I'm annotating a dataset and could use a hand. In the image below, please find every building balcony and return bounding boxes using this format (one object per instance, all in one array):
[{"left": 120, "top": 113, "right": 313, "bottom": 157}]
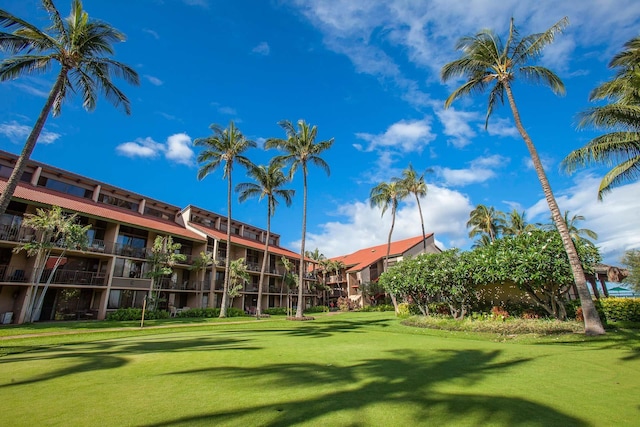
[{"left": 40, "top": 269, "right": 108, "bottom": 286}]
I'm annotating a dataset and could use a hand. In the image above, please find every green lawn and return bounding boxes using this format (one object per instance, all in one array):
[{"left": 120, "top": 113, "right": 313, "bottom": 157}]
[{"left": 0, "top": 312, "right": 638, "bottom": 426}]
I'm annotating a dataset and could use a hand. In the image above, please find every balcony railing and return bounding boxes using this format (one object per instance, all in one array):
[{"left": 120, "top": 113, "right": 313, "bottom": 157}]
[
  {"left": 156, "top": 278, "right": 204, "bottom": 291},
  {"left": 40, "top": 269, "right": 108, "bottom": 286},
  {"left": 0, "top": 265, "right": 30, "bottom": 283}
]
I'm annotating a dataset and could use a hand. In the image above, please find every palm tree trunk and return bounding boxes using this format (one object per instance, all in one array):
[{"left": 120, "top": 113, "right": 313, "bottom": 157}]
[
  {"left": 505, "top": 83, "right": 605, "bottom": 335},
  {"left": 386, "top": 205, "right": 399, "bottom": 313},
  {"left": 0, "top": 69, "right": 68, "bottom": 218},
  {"left": 257, "top": 205, "right": 271, "bottom": 319},
  {"left": 296, "top": 166, "right": 308, "bottom": 318},
  {"left": 416, "top": 195, "right": 427, "bottom": 250},
  {"left": 32, "top": 249, "right": 67, "bottom": 322},
  {"left": 219, "top": 173, "right": 232, "bottom": 317}
]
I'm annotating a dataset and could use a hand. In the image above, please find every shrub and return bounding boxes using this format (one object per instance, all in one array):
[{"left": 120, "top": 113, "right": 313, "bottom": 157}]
[
  {"left": 304, "top": 305, "right": 329, "bottom": 313},
  {"left": 263, "top": 307, "right": 288, "bottom": 315},
  {"left": 397, "top": 303, "right": 410, "bottom": 316},
  {"left": 491, "top": 306, "right": 510, "bottom": 321},
  {"left": 337, "top": 297, "right": 356, "bottom": 311},
  {"left": 106, "top": 308, "right": 169, "bottom": 321},
  {"left": 176, "top": 308, "right": 219, "bottom": 318},
  {"left": 403, "top": 316, "right": 584, "bottom": 335},
  {"left": 360, "top": 304, "right": 395, "bottom": 312},
  {"left": 600, "top": 297, "right": 640, "bottom": 322}
]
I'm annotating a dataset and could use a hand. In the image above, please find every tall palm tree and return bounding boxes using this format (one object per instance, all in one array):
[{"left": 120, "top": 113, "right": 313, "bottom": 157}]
[
  {"left": 266, "top": 120, "right": 334, "bottom": 318},
  {"left": 502, "top": 209, "right": 537, "bottom": 236},
  {"left": 400, "top": 164, "right": 428, "bottom": 250},
  {"left": 441, "top": 17, "right": 605, "bottom": 335},
  {"left": 0, "top": 0, "right": 139, "bottom": 217},
  {"left": 466, "top": 204, "right": 505, "bottom": 242},
  {"left": 562, "top": 36, "right": 640, "bottom": 199},
  {"left": 195, "top": 121, "right": 256, "bottom": 317},
  {"left": 370, "top": 180, "right": 408, "bottom": 313},
  {"left": 236, "top": 159, "right": 294, "bottom": 318}
]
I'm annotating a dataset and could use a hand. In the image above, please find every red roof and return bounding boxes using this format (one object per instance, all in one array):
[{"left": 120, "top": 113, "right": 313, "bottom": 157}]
[
  {"left": 332, "top": 234, "right": 434, "bottom": 272},
  {"left": 189, "top": 222, "right": 301, "bottom": 259},
  {"left": 1, "top": 180, "right": 205, "bottom": 242}
]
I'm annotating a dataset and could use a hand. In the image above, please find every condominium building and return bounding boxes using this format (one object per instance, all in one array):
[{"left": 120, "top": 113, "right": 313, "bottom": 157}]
[
  {"left": 0, "top": 151, "right": 318, "bottom": 324},
  {"left": 324, "top": 234, "right": 442, "bottom": 306}
]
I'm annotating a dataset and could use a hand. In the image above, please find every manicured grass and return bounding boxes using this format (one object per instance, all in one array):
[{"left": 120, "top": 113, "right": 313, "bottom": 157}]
[{"left": 0, "top": 312, "right": 638, "bottom": 426}]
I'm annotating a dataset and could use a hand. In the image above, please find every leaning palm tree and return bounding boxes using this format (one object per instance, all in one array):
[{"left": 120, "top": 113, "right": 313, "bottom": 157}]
[
  {"left": 195, "top": 121, "right": 256, "bottom": 318},
  {"left": 400, "top": 164, "right": 429, "bottom": 250},
  {"left": 563, "top": 36, "right": 640, "bottom": 199},
  {"left": 0, "top": 0, "right": 139, "bottom": 217},
  {"left": 236, "top": 159, "right": 294, "bottom": 318},
  {"left": 266, "top": 120, "right": 334, "bottom": 318},
  {"left": 466, "top": 204, "right": 505, "bottom": 243},
  {"left": 442, "top": 17, "right": 605, "bottom": 334},
  {"left": 370, "top": 180, "right": 408, "bottom": 313}
]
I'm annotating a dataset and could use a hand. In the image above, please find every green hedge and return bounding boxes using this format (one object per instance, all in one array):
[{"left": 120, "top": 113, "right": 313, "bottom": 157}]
[
  {"left": 600, "top": 298, "right": 640, "bottom": 322},
  {"left": 176, "top": 307, "right": 245, "bottom": 318},
  {"left": 106, "top": 308, "right": 170, "bottom": 321},
  {"left": 360, "top": 304, "right": 395, "bottom": 312},
  {"left": 305, "top": 305, "right": 329, "bottom": 313},
  {"left": 263, "top": 307, "right": 288, "bottom": 315}
]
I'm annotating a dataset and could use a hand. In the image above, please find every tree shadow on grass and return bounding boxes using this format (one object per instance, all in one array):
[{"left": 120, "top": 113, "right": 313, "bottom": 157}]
[
  {"left": 151, "top": 348, "right": 586, "bottom": 426},
  {"left": 543, "top": 327, "right": 640, "bottom": 362},
  {"left": 0, "top": 335, "right": 260, "bottom": 388},
  {"left": 230, "top": 318, "right": 395, "bottom": 339}
]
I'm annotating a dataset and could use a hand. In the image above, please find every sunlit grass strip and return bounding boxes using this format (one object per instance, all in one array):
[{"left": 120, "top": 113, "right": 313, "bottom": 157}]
[{"left": 403, "top": 315, "right": 584, "bottom": 334}]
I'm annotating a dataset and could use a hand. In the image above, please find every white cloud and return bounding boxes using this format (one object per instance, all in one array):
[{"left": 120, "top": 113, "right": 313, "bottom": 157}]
[
  {"left": 355, "top": 118, "right": 435, "bottom": 153},
  {"left": 526, "top": 174, "right": 640, "bottom": 264},
  {"left": 252, "top": 42, "right": 271, "bottom": 56},
  {"left": 116, "top": 133, "right": 194, "bottom": 165},
  {"left": 165, "top": 133, "right": 195, "bottom": 165},
  {"left": 143, "top": 28, "right": 160, "bottom": 40},
  {"left": 0, "top": 121, "right": 60, "bottom": 144},
  {"left": 300, "top": 184, "right": 474, "bottom": 257},
  {"left": 144, "top": 75, "right": 163, "bottom": 86},
  {"left": 523, "top": 154, "right": 554, "bottom": 173},
  {"left": 485, "top": 117, "right": 519, "bottom": 138},
  {"left": 12, "top": 82, "right": 49, "bottom": 98},
  {"left": 287, "top": 0, "right": 640, "bottom": 109},
  {"left": 437, "top": 154, "right": 509, "bottom": 186},
  {"left": 183, "top": 0, "right": 208, "bottom": 8},
  {"left": 436, "top": 108, "right": 477, "bottom": 148},
  {"left": 116, "top": 137, "right": 163, "bottom": 158}
]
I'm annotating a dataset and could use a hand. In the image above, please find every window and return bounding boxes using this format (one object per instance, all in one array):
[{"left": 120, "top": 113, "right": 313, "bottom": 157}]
[
  {"left": 113, "top": 258, "right": 147, "bottom": 278},
  {"left": 108, "top": 289, "right": 144, "bottom": 309},
  {"left": 247, "top": 249, "right": 259, "bottom": 265},
  {"left": 98, "top": 193, "right": 139, "bottom": 212},
  {"left": 145, "top": 206, "right": 170, "bottom": 220},
  {"left": 38, "top": 176, "right": 92, "bottom": 199}
]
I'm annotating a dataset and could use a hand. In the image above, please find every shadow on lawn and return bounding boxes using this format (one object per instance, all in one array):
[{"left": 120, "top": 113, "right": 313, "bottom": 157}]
[
  {"left": 0, "top": 335, "right": 260, "bottom": 388},
  {"left": 236, "top": 317, "right": 394, "bottom": 339},
  {"left": 152, "top": 348, "right": 586, "bottom": 426},
  {"left": 545, "top": 327, "right": 640, "bottom": 362}
]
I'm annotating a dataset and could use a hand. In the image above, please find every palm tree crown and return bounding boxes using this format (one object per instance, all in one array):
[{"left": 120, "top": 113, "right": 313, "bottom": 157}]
[
  {"left": 236, "top": 159, "right": 294, "bottom": 317},
  {"left": 265, "top": 119, "right": 334, "bottom": 318},
  {"left": 195, "top": 120, "right": 256, "bottom": 317},
  {"left": 562, "top": 35, "right": 640, "bottom": 199},
  {"left": 466, "top": 204, "right": 505, "bottom": 242},
  {"left": 0, "top": 0, "right": 139, "bottom": 217}
]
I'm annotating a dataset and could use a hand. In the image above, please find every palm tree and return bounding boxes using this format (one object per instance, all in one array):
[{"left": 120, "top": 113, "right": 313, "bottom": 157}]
[
  {"left": 0, "top": 0, "right": 139, "bottom": 217},
  {"left": 542, "top": 211, "right": 598, "bottom": 247},
  {"left": 400, "top": 164, "right": 428, "bottom": 250},
  {"left": 228, "top": 258, "right": 250, "bottom": 310},
  {"left": 195, "top": 121, "right": 256, "bottom": 317},
  {"left": 370, "top": 180, "right": 408, "bottom": 313},
  {"left": 236, "top": 159, "right": 294, "bottom": 318},
  {"left": 502, "top": 209, "right": 537, "bottom": 236},
  {"left": 466, "top": 205, "right": 505, "bottom": 242},
  {"left": 441, "top": 17, "right": 605, "bottom": 335},
  {"left": 266, "top": 120, "right": 334, "bottom": 318},
  {"left": 562, "top": 36, "right": 640, "bottom": 199},
  {"left": 13, "top": 205, "right": 89, "bottom": 323}
]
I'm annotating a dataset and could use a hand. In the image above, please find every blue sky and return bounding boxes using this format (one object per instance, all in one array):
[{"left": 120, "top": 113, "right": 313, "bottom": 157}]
[{"left": 1, "top": 0, "right": 640, "bottom": 264}]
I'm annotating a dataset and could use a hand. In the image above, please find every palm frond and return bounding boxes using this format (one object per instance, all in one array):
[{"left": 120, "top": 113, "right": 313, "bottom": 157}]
[
  {"left": 598, "top": 156, "right": 640, "bottom": 200},
  {"left": 519, "top": 66, "right": 565, "bottom": 95},
  {"left": 0, "top": 55, "right": 54, "bottom": 80},
  {"left": 511, "top": 17, "right": 568, "bottom": 65},
  {"left": 42, "top": 0, "right": 68, "bottom": 40}
]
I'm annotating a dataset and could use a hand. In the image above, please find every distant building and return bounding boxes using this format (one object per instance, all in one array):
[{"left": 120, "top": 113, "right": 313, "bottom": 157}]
[
  {"left": 0, "top": 151, "right": 317, "bottom": 324},
  {"left": 324, "top": 234, "right": 441, "bottom": 307}
]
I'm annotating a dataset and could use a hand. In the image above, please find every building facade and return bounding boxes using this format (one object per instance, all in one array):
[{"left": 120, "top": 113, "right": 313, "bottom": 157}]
[
  {"left": 0, "top": 151, "right": 318, "bottom": 324},
  {"left": 323, "top": 234, "right": 442, "bottom": 307}
]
